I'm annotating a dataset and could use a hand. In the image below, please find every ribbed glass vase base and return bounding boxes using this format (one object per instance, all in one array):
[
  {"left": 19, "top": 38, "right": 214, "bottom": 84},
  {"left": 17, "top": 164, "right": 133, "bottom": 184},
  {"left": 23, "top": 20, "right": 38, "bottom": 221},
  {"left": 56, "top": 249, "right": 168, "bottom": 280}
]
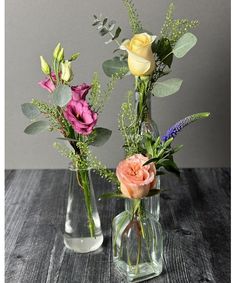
[
  {"left": 114, "top": 259, "right": 163, "bottom": 282},
  {"left": 64, "top": 234, "right": 104, "bottom": 253}
]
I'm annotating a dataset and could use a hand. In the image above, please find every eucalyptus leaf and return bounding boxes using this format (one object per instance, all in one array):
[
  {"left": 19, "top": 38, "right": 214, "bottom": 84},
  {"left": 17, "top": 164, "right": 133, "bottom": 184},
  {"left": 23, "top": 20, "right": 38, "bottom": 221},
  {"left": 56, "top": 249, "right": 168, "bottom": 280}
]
[
  {"left": 99, "top": 27, "right": 109, "bottom": 36},
  {"left": 173, "top": 32, "right": 197, "bottom": 58},
  {"left": 108, "top": 20, "right": 116, "bottom": 31},
  {"left": 24, "top": 120, "right": 49, "bottom": 135},
  {"left": 112, "top": 27, "right": 121, "bottom": 40},
  {"left": 90, "top": 127, "right": 112, "bottom": 147},
  {"left": 102, "top": 18, "right": 108, "bottom": 26},
  {"left": 105, "top": 39, "right": 113, "bottom": 45},
  {"left": 152, "top": 78, "right": 183, "bottom": 97},
  {"left": 53, "top": 85, "right": 72, "bottom": 107},
  {"left": 102, "top": 58, "right": 128, "bottom": 77},
  {"left": 92, "top": 20, "right": 100, "bottom": 26},
  {"left": 21, "top": 103, "right": 40, "bottom": 119}
]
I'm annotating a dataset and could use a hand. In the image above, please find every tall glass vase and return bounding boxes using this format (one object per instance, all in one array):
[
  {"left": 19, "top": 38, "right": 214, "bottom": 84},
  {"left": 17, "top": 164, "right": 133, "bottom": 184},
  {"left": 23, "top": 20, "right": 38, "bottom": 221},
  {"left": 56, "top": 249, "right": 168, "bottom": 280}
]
[
  {"left": 125, "top": 91, "right": 161, "bottom": 220},
  {"left": 64, "top": 165, "right": 103, "bottom": 253},
  {"left": 112, "top": 199, "right": 163, "bottom": 282}
]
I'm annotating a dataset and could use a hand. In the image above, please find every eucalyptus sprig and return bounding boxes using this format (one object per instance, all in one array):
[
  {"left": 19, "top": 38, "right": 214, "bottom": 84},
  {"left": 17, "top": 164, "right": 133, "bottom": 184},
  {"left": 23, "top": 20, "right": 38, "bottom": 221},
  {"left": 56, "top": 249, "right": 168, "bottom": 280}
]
[{"left": 92, "top": 15, "right": 122, "bottom": 46}]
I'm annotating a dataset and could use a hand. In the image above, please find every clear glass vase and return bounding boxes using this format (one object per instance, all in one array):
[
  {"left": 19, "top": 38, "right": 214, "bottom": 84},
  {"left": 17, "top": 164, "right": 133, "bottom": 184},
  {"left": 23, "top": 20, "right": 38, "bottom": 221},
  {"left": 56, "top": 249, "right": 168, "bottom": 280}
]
[
  {"left": 112, "top": 199, "right": 163, "bottom": 282},
  {"left": 125, "top": 91, "right": 161, "bottom": 220},
  {"left": 64, "top": 165, "right": 103, "bottom": 253}
]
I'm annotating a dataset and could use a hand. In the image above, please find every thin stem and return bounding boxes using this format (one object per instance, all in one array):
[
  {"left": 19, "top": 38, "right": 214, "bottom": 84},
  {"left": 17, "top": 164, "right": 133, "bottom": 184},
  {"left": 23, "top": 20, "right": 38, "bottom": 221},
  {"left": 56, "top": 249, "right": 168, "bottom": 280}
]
[
  {"left": 135, "top": 233, "right": 141, "bottom": 274},
  {"left": 76, "top": 169, "right": 95, "bottom": 238}
]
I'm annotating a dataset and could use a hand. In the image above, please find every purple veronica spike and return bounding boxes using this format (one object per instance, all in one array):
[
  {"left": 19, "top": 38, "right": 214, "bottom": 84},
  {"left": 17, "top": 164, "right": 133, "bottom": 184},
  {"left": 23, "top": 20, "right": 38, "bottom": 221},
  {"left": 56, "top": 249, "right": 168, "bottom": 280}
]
[{"left": 161, "top": 112, "right": 210, "bottom": 142}]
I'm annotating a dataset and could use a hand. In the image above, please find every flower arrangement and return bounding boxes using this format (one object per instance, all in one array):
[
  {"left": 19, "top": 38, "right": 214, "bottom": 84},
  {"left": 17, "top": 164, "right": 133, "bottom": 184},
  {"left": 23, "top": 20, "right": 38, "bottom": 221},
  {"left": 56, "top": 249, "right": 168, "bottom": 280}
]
[
  {"left": 21, "top": 43, "right": 120, "bottom": 237},
  {"left": 93, "top": 1, "right": 210, "bottom": 280}
]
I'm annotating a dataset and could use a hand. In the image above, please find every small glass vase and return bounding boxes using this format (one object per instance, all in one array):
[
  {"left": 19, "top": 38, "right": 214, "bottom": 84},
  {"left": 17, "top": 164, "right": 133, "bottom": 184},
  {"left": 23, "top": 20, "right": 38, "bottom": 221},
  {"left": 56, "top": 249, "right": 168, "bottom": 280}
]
[
  {"left": 64, "top": 165, "right": 103, "bottom": 253},
  {"left": 125, "top": 91, "right": 161, "bottom": 220},
  {"left": 112, "top": 199, "right": 163, "bottom": 282},
  {"left": 134, "top": 90, "right": 159, "bottom": 140}
]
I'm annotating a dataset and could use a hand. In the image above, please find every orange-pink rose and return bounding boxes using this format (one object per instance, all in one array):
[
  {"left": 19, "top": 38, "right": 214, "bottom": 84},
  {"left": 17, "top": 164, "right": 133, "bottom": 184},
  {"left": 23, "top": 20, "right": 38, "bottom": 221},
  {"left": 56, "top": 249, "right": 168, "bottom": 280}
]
[{"left": 116, "top": 154, "right": 156, "bottom": 199}]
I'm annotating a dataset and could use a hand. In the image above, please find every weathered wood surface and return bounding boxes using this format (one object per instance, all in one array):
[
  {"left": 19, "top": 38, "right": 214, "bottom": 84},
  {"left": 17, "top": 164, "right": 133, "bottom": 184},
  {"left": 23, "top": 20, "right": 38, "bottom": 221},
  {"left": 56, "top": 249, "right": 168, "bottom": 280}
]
[{"left": 5, "top": 168, "right": 230, "bottom": 283}]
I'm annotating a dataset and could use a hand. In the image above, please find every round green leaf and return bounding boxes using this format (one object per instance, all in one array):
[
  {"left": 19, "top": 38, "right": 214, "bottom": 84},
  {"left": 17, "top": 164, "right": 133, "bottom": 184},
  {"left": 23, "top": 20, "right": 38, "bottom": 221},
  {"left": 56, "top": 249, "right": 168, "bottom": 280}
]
[
  {"left": 53, "top": 85, "right": 72, "bottom": 107},
  {"left": 152, "top": 78, "right": 183, "bottom": 97},
  {"left": 21, "top": 103, "right": 40, "bottom": 119},
  {"left": 102, "top": 58, "right": 128, "bottom": 77},
  {"left": 90, "top": 127, "right": 112, "bottom": 146},
  {"left": 24, "top": 120, "right": 49, "bottom": 135},
  {"left": 173, "top": 32, "right": 197, "bottom": 58}
]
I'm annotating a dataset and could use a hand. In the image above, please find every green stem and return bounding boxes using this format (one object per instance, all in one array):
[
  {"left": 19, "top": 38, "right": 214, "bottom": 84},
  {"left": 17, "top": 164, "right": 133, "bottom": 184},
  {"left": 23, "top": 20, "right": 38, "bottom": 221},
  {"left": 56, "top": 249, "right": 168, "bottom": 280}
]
[
  {"left": 76, "top": 169, "right": 96, "bottom": 238},
  {"left": 135, "top": 233, "right": 141, "bottom": 274}
]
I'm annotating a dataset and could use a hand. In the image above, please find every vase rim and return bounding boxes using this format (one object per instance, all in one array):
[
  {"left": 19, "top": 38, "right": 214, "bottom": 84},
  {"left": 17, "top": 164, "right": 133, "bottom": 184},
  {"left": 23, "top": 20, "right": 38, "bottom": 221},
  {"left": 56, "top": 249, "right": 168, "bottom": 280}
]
[{"left": 68, "top": 162, "right": 95, "bottom": 172}]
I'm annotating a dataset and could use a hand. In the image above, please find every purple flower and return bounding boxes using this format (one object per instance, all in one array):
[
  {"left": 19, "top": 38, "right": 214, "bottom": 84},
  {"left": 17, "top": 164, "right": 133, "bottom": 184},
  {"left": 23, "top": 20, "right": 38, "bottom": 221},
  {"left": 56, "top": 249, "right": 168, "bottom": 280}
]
[
  {"left": 38, "top": 72, "right": 56, "bottom": 93},
  {"left": 71, "top": 83, "right": 91, "bottom": 101},
  {"left": 161, "top": 113, "right": 210, "bottom": 142},
  {"left": 64, "top": 99, "right": 98, "bottom": 135}
]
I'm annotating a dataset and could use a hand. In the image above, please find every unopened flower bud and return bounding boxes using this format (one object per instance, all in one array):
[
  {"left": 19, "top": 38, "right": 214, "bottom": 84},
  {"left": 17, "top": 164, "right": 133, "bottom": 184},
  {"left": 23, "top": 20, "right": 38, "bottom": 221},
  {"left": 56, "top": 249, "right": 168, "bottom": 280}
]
[
  {"left": 61, "top": 60, "right": 73, "bottom": 82},
  {"left": 40, "top": 56, "right": 50, "bottom": 75},
  {"left": 57, "top": 48, "right": 64, "bottom": 61},
  {"left": 69, "top": 52, "right": 80, "bottom": 61},
  {"left": 53, "top": 43, "right": 61, "bottom": 60}
]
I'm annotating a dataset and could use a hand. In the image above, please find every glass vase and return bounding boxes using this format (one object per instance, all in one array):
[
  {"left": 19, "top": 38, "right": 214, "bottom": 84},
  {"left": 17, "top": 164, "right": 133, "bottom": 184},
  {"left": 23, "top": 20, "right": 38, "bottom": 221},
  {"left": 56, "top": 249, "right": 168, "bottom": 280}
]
[
  {"left": 125, "top": 91, "right": 161, "bottom": 219},
  {"left": 63, "top": 165, "right": 103, "bottom": 253},
  {"left": 112, "top": 199, "right": 163, "bottom": 282}
]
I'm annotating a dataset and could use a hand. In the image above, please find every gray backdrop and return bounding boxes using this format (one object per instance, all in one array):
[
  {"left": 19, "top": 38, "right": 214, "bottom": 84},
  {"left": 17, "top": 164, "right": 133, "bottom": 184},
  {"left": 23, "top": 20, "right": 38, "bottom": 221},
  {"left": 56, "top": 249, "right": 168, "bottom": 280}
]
[{"left": 5, "top": 0, "right": 230, "bottom": 169}]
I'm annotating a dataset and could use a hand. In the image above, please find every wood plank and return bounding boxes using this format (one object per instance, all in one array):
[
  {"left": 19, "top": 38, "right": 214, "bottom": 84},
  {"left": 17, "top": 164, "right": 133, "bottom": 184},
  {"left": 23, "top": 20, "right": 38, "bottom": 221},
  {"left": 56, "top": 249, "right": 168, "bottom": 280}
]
[{"left": 5, "top": 169, "right": 230, "bottom": 283}]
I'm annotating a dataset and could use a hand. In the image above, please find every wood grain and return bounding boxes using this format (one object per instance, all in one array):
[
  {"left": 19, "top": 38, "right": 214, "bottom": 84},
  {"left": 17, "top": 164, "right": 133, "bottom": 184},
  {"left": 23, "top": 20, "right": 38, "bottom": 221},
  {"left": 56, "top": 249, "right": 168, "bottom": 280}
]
[{"left": 5, "top": 169, "right": 230, "bottom": 283}]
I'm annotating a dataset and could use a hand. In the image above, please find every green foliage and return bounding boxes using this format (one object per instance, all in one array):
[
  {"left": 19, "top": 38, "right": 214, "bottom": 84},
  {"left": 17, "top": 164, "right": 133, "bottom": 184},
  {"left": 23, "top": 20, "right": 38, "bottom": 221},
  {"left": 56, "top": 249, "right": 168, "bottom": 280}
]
[
  {"left": 92, "top": 15, "right": 122, "bottom": 45},
  {"left": 89, "top": 127, "right": 112, "bottom": 147},
  {"left": 99, "top": 191, "right": 124, "bottom": 200},
  {"left": 53, "top": 85, "right": 72, "bottom": 107},
  {"left": 152, "top": 38, "right": 173, "bottom": 68},
  {"left": 172, "top": 32, "right": 197, "bottom": 58},
  {"left": 118, "top": 91, "right": 142, "bottom": 156},
  {"left": 142, "top": 135, "right": 181, "bottom": 176},
  {"left": 102, "top": 57, "right": 129, "bottom": 77},
  {"left": 122, "top": 0, "right": 143, "bottom": 34},
  {"left": 160, "top": 3, "right": 198, "bottom": 46},
  {"left": 152, "top": 78, "right": 183, "bottom": 97},
  {"left": 69, "top": 52, "right": 80, "bottom": 61},
  {"left": 53, "top": 141, "right": 118, "bottom": 184},
  {"left": 86, "top": 152, "right": 118, "bottom": 184},
  {"left": 89, "top": 72, "right": 101, "bottom": 111},
  {"left": 31, "top": 99, "right": 71, "bottom": 135},
  {"left": 21, "top": 103, "right": 40, "bottom": 119},
  {"left": 89, "top": 70, "right": 127, "bottom": 113},
  {"left": 24, "top": 120, "right": 49, "bottom": 135}
]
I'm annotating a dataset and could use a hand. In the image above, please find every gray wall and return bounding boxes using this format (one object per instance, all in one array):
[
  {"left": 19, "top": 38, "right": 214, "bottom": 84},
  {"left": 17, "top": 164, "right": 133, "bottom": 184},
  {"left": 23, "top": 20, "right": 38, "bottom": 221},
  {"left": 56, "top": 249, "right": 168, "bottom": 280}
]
[{"left": 5, "top": 0, "right": 230, "bottom": 169}]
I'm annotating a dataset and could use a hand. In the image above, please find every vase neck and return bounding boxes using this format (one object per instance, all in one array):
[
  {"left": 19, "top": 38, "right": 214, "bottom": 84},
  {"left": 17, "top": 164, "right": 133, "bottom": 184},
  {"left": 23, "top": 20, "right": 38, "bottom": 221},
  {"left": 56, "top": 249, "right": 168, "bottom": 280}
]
[{"left": 134, "top": 91, "right": 152, "bottom": 122}]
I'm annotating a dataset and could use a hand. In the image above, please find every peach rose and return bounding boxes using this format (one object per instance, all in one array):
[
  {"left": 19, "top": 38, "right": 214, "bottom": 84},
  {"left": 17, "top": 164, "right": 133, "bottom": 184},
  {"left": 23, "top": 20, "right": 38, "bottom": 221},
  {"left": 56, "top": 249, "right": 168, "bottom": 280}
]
[{"left": 116, "top": 154, "right": 156, "bottom": 199}]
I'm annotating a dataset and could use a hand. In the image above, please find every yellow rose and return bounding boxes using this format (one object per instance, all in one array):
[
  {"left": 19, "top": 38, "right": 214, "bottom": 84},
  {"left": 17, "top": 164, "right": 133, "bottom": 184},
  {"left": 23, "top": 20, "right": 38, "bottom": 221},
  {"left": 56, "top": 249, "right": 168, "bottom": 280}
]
[
  {"left": 61, "top": 60, "right": 73, "bottom": 82},
  {"left": 120, "top": 33, "right": 156, "bottom": 76}
]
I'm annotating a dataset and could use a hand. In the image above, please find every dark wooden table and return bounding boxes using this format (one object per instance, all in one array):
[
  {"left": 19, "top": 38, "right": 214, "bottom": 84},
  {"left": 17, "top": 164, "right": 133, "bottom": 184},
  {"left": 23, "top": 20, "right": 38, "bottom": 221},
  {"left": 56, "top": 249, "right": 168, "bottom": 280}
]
[{"left": 5, "top": 169, "right": 230, "bottom": 283}]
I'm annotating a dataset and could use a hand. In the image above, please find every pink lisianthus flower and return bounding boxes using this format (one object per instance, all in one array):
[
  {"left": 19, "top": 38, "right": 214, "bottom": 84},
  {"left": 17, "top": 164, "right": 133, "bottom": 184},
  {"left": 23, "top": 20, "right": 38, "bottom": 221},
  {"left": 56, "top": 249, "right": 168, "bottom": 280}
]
[
  {"left": 38, "top": 72, "right": 56, "bottom": 93},
  {"left": 71, "top": 83, "right": 91, "bottom": 101},
  {"left": 64, "top": 99, "right": 98, "bottom": 135},
  {"left": 116, "top": 154, "right": 157, "bottom": 199}
]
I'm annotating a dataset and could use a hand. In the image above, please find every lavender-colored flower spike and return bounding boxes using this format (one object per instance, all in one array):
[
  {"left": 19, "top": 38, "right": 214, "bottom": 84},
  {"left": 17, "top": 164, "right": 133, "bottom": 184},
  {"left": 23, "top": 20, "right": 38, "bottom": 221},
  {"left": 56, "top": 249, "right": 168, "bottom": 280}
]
[{"left": 161, "top": 112, "right": 210, "bottom": 142}]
